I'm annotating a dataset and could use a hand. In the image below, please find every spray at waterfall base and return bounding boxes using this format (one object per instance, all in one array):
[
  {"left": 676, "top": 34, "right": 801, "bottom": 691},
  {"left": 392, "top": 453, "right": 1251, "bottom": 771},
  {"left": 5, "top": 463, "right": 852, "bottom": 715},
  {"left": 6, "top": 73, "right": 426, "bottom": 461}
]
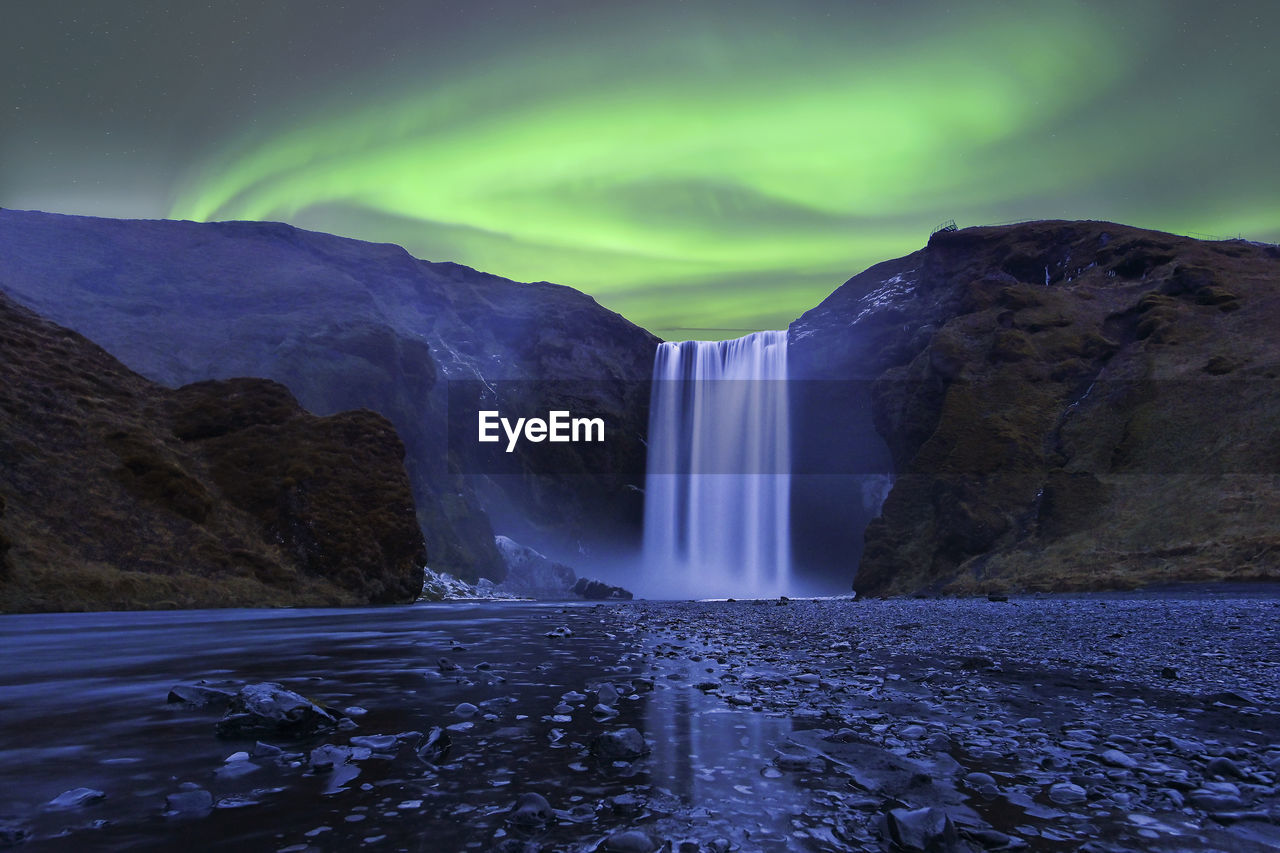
[{"left": 447, "top": 333, "right": 895, "bottom": 599}]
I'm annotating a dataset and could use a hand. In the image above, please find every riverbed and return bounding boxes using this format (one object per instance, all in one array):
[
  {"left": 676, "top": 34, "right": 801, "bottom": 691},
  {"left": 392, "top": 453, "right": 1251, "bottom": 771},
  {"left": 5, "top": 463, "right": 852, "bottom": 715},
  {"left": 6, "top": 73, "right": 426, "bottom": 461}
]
[{"left": 1, "top": 593, "right": 1278, "bottom": 851}]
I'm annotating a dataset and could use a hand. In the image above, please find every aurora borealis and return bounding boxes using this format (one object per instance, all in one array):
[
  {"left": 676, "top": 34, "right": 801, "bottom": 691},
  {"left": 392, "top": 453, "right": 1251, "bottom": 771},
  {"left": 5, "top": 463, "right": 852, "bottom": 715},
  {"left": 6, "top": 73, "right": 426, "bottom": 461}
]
[{"left": 4, "top": 2, "right": 1278, "bottom": 335}]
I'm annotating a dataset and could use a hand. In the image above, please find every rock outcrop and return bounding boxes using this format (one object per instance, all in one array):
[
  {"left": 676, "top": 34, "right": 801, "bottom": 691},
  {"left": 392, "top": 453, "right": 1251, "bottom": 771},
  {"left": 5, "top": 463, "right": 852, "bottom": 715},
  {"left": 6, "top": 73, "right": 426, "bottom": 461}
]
[
  {"left": 792, "top": 221, "right": 1280, "bottom": 595},
  {"left": 0, "top": 209, "right": 658, "bottom": 581},
  {"left": 492, "top": 535, "right": 577, "bottom": 598},
  {"left": 0, "top": 291, "right": 426, "bottom": 611}
]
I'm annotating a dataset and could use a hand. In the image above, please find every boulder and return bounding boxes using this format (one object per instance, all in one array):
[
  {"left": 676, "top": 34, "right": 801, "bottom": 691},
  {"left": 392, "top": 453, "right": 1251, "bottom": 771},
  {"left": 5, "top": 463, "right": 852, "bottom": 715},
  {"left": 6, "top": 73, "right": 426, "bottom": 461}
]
[
  {"left": 572, "top": 577, "right": 633, "bottom": 601},
  {"left": 592, "top": 727, "right": 648, "bottom": 760},
  {"left": 879, "top": 806, "right": 960, "bottom": 852},
  {"left": 215, "top": 682, "right": 337, "bottom": 738}
]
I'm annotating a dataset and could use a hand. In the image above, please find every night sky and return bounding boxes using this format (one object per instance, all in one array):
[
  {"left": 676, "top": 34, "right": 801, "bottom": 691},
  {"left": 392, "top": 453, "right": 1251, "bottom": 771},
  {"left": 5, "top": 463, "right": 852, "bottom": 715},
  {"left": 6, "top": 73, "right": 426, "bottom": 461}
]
[{"left": 4, "top": 1, "right": 1277, "bottom": 336}]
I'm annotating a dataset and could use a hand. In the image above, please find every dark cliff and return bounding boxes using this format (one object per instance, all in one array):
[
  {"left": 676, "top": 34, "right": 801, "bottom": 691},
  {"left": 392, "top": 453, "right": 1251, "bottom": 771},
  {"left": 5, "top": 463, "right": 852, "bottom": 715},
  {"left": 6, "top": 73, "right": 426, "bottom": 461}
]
[
  {"left": 792, "top": 220, "right": 1280, "bottom": 595},
  {"left": 0, "top": 292, "right": 426, "bottom": 612},
  {"left": 0, "top": 209, "right": 659, "bottom": 580}
]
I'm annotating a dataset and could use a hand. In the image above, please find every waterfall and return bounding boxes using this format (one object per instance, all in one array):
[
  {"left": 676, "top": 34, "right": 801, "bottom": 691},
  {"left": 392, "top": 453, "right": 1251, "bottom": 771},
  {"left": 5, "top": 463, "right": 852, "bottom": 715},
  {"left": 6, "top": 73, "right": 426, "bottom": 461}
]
[{"left": 642, "top": 331, "right": 792, "bottom": 598}]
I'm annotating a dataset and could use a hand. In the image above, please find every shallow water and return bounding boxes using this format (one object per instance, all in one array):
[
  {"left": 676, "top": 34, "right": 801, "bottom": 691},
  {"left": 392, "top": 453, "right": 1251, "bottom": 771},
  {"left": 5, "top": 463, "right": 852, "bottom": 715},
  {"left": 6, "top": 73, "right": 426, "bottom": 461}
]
[
  {"left": 0, "top": 603, "right": 849, "bottom": 851},
  {"left": 5, "top": 596, "right": 1279, "bottom": 852}
]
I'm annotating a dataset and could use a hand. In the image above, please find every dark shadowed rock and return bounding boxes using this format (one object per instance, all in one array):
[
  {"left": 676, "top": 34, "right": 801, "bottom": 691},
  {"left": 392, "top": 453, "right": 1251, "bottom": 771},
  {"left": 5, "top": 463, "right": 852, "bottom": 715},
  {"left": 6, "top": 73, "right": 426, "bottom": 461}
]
[
  {"left": 572, "top": 577, "right": 633, "bottom": 600},
  {"left": 164, "top": 788, "right": 213, "bottom": 817},
  {"left": 0, "top": 293, "right": 425, "bottom": 612},
  {"left": 880, "top": 806, "right": 960, "bottom": 852},
  {"left": 0, "top": 210, "right": 658, "bottom": 581},
  {"left": 593, "top": 727, "right": 648, "bottom": 760},
  {"left": 509, "top": 792, "right": 553, "bottom": 829}
]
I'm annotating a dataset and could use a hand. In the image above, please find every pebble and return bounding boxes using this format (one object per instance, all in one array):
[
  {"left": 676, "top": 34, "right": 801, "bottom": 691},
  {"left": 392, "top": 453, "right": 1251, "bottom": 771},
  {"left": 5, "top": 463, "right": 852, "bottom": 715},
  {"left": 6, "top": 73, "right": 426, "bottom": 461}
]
[
  {"left": 1100, "top": 749, "right": 1139, "bottom": 769},
  {"left": 1048, "top": 782, "right": 1087, "bottom": 804}
]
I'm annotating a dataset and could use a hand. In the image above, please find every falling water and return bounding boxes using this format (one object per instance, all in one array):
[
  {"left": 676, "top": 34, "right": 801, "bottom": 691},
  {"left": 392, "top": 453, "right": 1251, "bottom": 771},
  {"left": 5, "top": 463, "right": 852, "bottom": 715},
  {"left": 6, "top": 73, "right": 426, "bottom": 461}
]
[{"left": 643, "top": 331, "right": 791, "bottom": 598}]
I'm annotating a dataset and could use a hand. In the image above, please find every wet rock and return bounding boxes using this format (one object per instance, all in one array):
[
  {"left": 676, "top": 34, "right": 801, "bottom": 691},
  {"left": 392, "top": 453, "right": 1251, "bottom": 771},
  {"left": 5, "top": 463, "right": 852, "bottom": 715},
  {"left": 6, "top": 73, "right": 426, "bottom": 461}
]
[
  {"left": 597, "top": 829, "right": 659, "bottom": 852},
  {"left": 1159, "top": 666, "right": 1179, "bottom": 680},
  {"left": 1189, "top": 787, "right": 1245, "bottom": 811},
  {"left": 964, "top": 772, "right": 997, "bottom": 789},
  {"left": 454, "top": 702, "right": 479, "bottom": 718},
  {"left": 0, "top": 819, "right": 31, "bottom": 847},
  {"left": 309, "top": 744, "right": 370, "bottom": 770},
  {"left": 925, "top": 733, "right": 953, "bottom": 752},
  {"left": 251, "top": 741, "right": 283, "bottom": 758},
  {"left": 880, "top": 806, "right": 959, "bottom": 851},
  {"left": 167, "top": 682, "right": 236, "bottom": 709},
  {"left": 1048, "top": 782, "right": 1087, "bottom": 804},
  {"left": 1206, "top": 756, "right": 1247, "bottom": 779},
  {"left": 416, "top": 726, "right": 451, "bottom": 764},
  {"left": 494, "top": 840, "right": 542, "bottom": 853},
  {"left": 164, "top": 788, "right": 213, "bottom": 816},
  {"left": 593, "top": 727, "right": 649, "bottom": 760},
  {"left": 46, "top": 788, "right": 106, "bottom": 809},
  {"left": 596, "top": 683, "right": 620, "bottom": 706},
  {"left": 960, "top": 826, "right": 1027, "bottom": 850},
  {"left": 775, "top": 752, "right": 820, "bottom": 772},
  {"left": 509, "top": 792, "right": 553, "bottom": 829},
  {"left": 348, "top": 734, "right": 402, "bottom": 753},
  {"left": 215, "top": 682, "right": 336, "bottom": 738},
  {"left": 1100, "top": 749, "right": 1138, "bottom": 769},
  {"left": 1203, "top": 690, "right": 1260, "bottom": 708}
]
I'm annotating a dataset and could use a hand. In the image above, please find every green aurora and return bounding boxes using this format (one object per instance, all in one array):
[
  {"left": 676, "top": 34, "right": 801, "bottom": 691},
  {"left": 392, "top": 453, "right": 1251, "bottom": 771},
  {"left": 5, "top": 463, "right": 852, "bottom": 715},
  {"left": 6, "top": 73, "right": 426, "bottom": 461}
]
[{"left": 8, "top": 1, "right": 1279, "bottom": 336}]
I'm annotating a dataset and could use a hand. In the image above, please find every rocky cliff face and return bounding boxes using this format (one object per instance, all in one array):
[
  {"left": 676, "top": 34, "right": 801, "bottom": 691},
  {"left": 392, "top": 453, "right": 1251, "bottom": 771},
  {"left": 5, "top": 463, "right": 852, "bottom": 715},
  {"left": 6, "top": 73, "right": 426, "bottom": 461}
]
[
  {"left": 0, "top": 209, "right": 658, "bottom": 581},
  {"left": 792, "top": 221, "right": 1280, "bottom": 595},
  {"left": 0, "top": 292, "right": 426, "bottom": 611}
]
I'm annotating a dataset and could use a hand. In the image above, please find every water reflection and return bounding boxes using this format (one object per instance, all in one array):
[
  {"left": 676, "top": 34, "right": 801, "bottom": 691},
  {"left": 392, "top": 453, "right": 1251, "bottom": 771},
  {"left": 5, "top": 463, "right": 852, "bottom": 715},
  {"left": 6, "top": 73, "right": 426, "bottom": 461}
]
[{"left": 0, "top": 604, "right": 850, "bottom": 851}]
